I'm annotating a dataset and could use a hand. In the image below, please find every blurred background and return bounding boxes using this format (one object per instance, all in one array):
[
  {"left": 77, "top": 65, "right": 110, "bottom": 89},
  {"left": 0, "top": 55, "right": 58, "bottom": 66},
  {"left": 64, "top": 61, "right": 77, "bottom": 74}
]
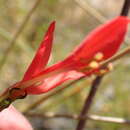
[{"left": 0, "top": 0, "right": 130, "bottom": 129}]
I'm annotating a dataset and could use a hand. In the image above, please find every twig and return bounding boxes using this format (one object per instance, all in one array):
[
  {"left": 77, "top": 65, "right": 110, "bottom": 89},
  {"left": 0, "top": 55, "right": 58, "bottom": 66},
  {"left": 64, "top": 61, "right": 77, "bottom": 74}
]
[
  {"left": 120, "top": 0, "right": 130, "bottom": 16},
  {"left": 76, "top": 76, "right": 103, "bottom": 130},
  {"left": 26, "top": 113, "right": 130, "bottom": 125},
  {"left": 0, "top": 0, "right": 42, "bottom": 71}
]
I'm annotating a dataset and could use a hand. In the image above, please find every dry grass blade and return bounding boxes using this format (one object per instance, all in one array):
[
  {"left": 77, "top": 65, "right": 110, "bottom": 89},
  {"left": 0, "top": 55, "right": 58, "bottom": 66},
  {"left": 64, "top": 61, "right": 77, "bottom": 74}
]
[{"left": 0, "top": 0, "right": 42, "bottom": 72}]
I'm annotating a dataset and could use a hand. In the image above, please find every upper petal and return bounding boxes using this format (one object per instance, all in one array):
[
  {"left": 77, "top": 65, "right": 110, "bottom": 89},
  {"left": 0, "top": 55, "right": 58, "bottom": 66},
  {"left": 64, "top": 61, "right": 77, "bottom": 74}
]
[
  {"left": 22, "top": 21, "right": 55, "bottom": 81},
  {"left": 71, "top": 16, "right": 129, "bottom": 63}
]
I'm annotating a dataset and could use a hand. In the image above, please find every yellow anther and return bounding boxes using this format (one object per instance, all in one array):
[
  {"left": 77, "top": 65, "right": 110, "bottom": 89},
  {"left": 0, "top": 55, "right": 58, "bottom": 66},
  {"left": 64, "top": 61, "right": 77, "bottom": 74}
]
[
  {"left": 88, "top": 61, "right": 99, "bottom": 69},
  {"left": 94, "top": 52, "right": 104, "bottom": 61}
]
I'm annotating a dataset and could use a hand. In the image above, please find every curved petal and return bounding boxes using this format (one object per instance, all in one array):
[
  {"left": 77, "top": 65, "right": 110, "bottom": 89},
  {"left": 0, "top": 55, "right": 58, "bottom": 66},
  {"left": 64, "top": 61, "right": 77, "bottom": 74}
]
[
  {"left": 71, "top": 16, "right": 129, "bottom": 63},
  {"left": 23, "top": 21, "right": 55, "bottom": 81},
  {"left": 26, "top": 70, "right": 85, "bottom": 94}
]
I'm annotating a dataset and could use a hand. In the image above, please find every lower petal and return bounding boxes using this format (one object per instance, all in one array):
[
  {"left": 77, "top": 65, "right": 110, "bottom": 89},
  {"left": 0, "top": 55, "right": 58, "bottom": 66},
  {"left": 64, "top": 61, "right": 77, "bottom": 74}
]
[{"left": 26, "top": 70, "right": 85, "bottom": 94}]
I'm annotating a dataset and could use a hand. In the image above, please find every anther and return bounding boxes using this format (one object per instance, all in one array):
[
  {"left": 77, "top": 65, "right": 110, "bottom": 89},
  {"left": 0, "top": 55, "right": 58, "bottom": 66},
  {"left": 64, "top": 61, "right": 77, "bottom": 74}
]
[
  {"left": 94, "top": 52, "right": 104, "bottom": 61},
  {"left": 88, "top": 61, "right": 99, "bottom": 69}
]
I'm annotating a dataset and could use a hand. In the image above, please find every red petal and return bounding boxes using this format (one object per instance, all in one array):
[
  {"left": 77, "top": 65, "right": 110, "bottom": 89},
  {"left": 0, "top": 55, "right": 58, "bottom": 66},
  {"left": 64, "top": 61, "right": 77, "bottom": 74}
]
[
  {"left": 71, "top": 16, "right": 129, "bottom": 64},
  {"left": 23, "top": 21, "right": 55, "bottom": 81},
  {"left": 26, "top": 70, "right": 84, "bottom": 94}
]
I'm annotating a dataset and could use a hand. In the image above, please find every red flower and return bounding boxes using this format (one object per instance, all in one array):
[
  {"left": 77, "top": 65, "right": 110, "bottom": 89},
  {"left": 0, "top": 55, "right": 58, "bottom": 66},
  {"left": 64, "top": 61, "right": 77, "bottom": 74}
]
[{"left": 11, "top": 16, "right": 130, "bottom": 95}]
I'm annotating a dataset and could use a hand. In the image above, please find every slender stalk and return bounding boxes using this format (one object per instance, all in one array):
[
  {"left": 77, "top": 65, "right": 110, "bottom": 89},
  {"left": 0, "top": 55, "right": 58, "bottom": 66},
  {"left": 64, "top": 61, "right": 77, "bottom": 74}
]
[{"left": 26, "top": 113, "right": 130, "bottom": 125}]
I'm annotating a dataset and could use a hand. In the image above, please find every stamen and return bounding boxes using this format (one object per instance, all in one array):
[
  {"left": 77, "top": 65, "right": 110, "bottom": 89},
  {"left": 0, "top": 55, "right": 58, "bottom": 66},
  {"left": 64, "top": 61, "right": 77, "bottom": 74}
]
[
  {"left": 94, "top": 63, "right": 113, "bottom": 76},
  {"left": 88, "top": 61, "right": 99, "bottom": 69},
  {"left": 79, "top": 60, "right": 99, "bottom": 73},
  {"left": 94, "top": 52, "right": 104, "bottom": 61}
]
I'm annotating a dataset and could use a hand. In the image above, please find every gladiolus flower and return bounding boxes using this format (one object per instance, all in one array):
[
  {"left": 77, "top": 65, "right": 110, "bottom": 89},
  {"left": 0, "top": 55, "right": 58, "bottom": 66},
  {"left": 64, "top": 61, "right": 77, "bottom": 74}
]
[{"left": 10, "top": 16, "right": 130, "bottom": 95}]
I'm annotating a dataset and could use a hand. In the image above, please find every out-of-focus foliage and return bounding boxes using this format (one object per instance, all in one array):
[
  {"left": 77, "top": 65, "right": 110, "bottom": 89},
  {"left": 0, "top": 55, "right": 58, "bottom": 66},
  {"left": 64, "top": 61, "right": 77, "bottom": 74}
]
[{"left": 0, "top": 0, "right": 130, "bottom": 130}]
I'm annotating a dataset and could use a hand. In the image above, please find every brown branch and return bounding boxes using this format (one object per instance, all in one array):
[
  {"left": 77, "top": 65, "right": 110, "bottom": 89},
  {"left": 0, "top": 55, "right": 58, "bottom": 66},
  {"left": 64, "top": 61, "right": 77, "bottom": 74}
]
[
  {"left": 26, "top": 113, "right": 130, "bottom": 125},
  {"left": 76, "top": 76, "right": 103, "bottom": 130},
  {"left": 0, "top": 0, "right": 42, "bottom": 71},
  {"left": 120, "top": 0, "right": 130, "bottom": 16}
]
